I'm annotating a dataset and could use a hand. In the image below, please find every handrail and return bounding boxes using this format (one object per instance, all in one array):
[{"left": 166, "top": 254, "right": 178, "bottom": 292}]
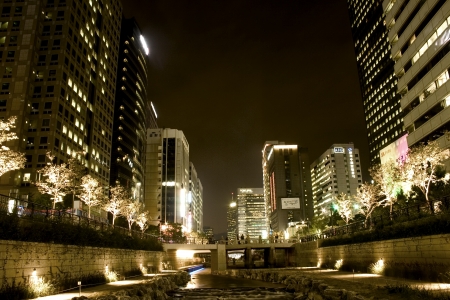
[
  {"left": 298, "top": 196, "right": 450, "bottom": 243},
  {"left": 0, "top": 194, "right": 159, "bottom": 240}
]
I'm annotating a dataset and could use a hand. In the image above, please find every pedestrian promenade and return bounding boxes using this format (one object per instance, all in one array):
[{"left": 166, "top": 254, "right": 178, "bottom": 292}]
[
  {"left": 34, "top": 268, "right": 450, "bottom": 299},
  {"left": 296, "top": 267, "right": 450, "bottom": 291},
  {"left": 34, "top": 274, "right": 159, "bottom": 300}
]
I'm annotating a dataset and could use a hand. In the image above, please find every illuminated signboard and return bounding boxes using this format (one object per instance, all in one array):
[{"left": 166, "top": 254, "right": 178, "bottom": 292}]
[
  {"left": 281, "top": 198, "right": 300, "bottom": 209},
  {"left": 333, "top": 147, "right": 344, "bottom": 154},
  {"left": 380, "top": 134, "right": 409, "bottom": 165}
]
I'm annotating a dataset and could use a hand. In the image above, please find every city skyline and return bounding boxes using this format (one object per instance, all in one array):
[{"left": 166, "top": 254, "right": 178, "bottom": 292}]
[{"left": 123, "top": 0, "right": 369, "bottom": 234}]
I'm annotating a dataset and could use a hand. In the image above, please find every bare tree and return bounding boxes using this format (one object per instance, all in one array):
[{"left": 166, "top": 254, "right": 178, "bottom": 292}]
[
  {"left": 104, "top": 183, "right": 128, "bottom": 225},
  {"left": 0, "top": 116, "right": 26, "bottom": 177},
  {"left": 370, "top": 160, "right": 403, "bottom": 214},
  {"left": 354, "top": 182, "right": 380, "bottom": 224},
  {"left": 122, "top": 198, "right": 142, "bottom": 231},
  {"left": 36, "top": 153, "right": 73, "bottom": 210},
  {"left": 136, "top": 209, "right": 150, "bottom": 234},
  {"left": 79, "top": 175, "right": 103, "bottom": 218},
  {"left": 67, "top": 156, "right": 86, "bottom": 210},
  {"left": 334, "top": 192, "right": 354, "bottom": 224},
  {"left": 404, "top": 140, "right": 450, "bottom": 213}
]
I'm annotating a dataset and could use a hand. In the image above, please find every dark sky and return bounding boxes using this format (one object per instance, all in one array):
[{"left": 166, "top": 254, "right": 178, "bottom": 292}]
[{"left": 123, "top": 0, "right": 369, "bottom": 235}]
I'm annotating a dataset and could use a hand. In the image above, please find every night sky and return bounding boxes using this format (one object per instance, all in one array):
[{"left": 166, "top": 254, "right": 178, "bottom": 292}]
[{"left": 123, "top": 0, "right": 370, "bottom": 235}]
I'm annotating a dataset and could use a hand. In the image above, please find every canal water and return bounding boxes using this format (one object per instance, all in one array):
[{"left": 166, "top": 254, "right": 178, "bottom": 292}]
[{"left": 167, "top": 268, "right": 293, "bottom": 299}]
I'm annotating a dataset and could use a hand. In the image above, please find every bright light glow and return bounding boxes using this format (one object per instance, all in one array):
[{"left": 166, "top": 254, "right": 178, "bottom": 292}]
[
  {"left": 229, "top": 202, "right": 236, "bottom": 207},
  {"left": 369, "top": 258, "right": 385, "bottom": 275},
  {"left": 176, "top": 250, "right": 195, "bottom": 259},
  {"left": 31, "top": 268, "right": 37, "bottom": 283},
  {"left": 261, "top": 230, "right": 268, "bottom": 239},
  {"left": 139, "top": 35, "right": 150, "bottom": 55},
  {"left": 335, "top": 259, "right": 343, "bottom": 270},
  {"left": 162, "top": 181, "right": 175, "bottom": 186},
  {"left": 274, "top": 145, "right": 297, "bottom": 150},
  {"left": 284, "top": 230, "right": 289, "bottom": 239},
  {"left": 267, "top": 148, "right": 274, "bottom": 161},
  {"left": 151, "top": 102, "right": 158, "bottom": 118},
  {"left": 8, "top": 199, "right": 14, "bottom": 214}
]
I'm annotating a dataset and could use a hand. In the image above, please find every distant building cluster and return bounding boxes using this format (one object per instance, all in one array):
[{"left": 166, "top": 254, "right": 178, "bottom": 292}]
[
  {"left": 0, "top": 0, "right": 202, "bottom": 234},
  {"left": 228, "top": 0, "right": 450, "bottom": 240}
]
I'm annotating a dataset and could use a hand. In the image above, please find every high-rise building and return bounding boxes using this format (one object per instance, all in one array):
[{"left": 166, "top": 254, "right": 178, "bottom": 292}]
[
  {"left": 203, "top": 226, "right": 214, "bottom": 243},
  {"left": 110, "top": 17, "right": 157, "bottom": 203},
  {"left": 347, "top": 0, "right": 404, "bottom": 164},
  {"left": 145, "top": 128, "right": 191, "bottom": 228},
  {"left": 382, "top": 0, "right": 450, "bottom": 151},
  {"left": 227, "top": 197, "right": 237, "bottom": 242},
  {"left": 188, "top": 162, "right": 203, "bottom": 232},
  {"left": 0, "top": 0, "right": 122, "bottom": 201},
  {"left": 310, "top": 143, "right": 362, "bottom": 219},
  {"left": 262, "top": 141, "right": 312, "bottom": 233},
  {"left": 235, "top": 188, "right": 266, "bottom": 240}
]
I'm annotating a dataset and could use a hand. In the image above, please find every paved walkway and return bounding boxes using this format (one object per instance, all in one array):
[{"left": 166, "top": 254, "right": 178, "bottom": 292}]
[
  {"left": 34, "top": 274, "right": 159, "bottom": 300},
  {"left": 295, "top": 267, "right": 450, "bottom": 291},
  {"left": 34, "top": 268, "right": 450, "bottom": 299}
]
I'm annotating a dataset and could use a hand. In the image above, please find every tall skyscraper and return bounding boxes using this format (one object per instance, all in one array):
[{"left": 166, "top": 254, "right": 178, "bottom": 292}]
[
  {"left": 0, "top": 0, "right": 122, "bottom": 200},
  {"left": 262, "top": 141, "right": 312, "bottom": 233},
  {"left": 145, "top": 128, "right": 198, "bottom": 231},
  {"left": 347, "top": 0, "right": 404, "bottom": 164},
  {"left": 226, "top": 196, "right": 237, "bottom": 242},
  {"left": 310, "top": 143, "right": 362, "bottom": 219},
  {"left": 382, "top": 0, "right": 450, "bottom": 150},
  {"left": 110, "top": 17, "right": 157, "bottom": 203},
  {"left": 189, "top": 162, "right": 203, "bottom": 232},
  {"left": 235, "top": 188, "right": 266, "bottom": 240}
]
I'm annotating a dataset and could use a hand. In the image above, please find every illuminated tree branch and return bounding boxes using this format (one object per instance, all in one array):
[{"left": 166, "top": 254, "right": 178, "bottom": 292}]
[
  {"left": 0, "top": 116, "right": 25, "bottom": 177},
  {"left": 35, "top": 153, "right": 73, "bottom": 210},
  {"left": 79, "top": 175, "right": 103, "bottom": 218}
]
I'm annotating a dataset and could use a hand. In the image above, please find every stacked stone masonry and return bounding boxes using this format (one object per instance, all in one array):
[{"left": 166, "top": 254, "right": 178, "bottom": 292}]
[
  {"left": 0, "top": 240, "right": 163, "bottom": 284},
  {"left": 295, "top": 233, "right": 450, "bottom": 279}
]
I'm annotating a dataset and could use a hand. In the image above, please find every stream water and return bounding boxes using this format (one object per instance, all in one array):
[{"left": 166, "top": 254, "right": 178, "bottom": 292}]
[{"left": 166, "top": 268, "right": 294, "bottom": 299}]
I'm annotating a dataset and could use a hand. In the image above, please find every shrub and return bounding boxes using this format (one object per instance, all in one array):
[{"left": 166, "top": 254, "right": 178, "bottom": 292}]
[
  {"left": 0, "top": 213, "right": 163, "bottom": 251},
  {"left": 320, "top": 213, "right": 450, "bottom": 248}
]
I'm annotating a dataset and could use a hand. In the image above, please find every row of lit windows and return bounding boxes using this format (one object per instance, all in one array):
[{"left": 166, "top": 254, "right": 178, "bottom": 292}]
[{"left": 408, "top": 16, "right": 450, "bottom": 70}]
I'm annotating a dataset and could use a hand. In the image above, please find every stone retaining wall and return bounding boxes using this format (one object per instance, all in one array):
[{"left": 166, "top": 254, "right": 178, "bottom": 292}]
[
  {"left": 295, "top": 233, "right": 450, "bottom": 280},
  {"left": 0, "top": 240, "right": 163, "bottom": 284}
]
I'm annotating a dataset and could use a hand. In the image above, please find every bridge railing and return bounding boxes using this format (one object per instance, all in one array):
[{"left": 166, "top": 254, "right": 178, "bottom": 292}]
[
  {"left": 0, "top": 194, "right": 159, "bottom": 241},
  {"left": 299, "top": 196, "right": 450, "bottom": 243}
]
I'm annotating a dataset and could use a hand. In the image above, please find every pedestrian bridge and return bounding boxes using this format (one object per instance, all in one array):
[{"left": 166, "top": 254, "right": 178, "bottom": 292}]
[{"left": 163, "top": 242, "right": 296, "bottom": 272}]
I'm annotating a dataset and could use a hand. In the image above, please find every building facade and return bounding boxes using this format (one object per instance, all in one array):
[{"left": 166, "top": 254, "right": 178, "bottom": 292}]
[
  {"left": 235, "top": 188, "right": 266, "bottom": 240},
  {"left": 188, "top": 162, "right": 203, "bottom": 233},
  {"left": 262, "top": 141, "right": 312, "bottom": 234},
  {"left": 310, "top": 143, "right": 362, "bottom": 219},
  {"left": 347, "top": 0, "right": 404, "bottom": 164},
  {"left": 0, "top": 0, "right": 122, "bottom": 204},
  {"left": 110, "top": 17, "right": 157, "bottom": 203},
  {"left": 382, "top": 0, "right": 450, "bottom": 152},
  {"left": 226, "top": 198, "right": 237, "bottom": 242},
  {"left": 145, "top": 128, "right": 193, "bottom": 230}
]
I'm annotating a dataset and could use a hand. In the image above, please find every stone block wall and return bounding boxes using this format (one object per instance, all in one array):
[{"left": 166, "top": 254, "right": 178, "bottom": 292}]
[
  {"left": 0, "top": 240, "right": 163, "bottom": 284},
  {"left": 295, "top": 233, "right": 450, "bottom": 280}
]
